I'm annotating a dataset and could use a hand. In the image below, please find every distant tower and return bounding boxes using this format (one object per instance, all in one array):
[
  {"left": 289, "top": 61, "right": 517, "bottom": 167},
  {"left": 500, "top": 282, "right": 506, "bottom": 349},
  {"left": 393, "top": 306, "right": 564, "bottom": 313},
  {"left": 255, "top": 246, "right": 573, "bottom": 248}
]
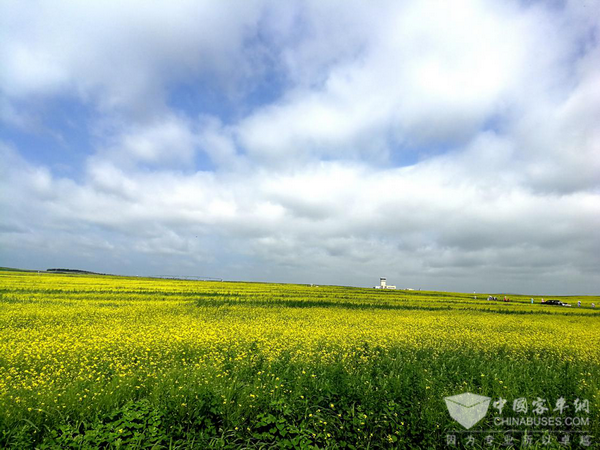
[{"left": 374, "top": 276, "right": 396, "bottom": 289}]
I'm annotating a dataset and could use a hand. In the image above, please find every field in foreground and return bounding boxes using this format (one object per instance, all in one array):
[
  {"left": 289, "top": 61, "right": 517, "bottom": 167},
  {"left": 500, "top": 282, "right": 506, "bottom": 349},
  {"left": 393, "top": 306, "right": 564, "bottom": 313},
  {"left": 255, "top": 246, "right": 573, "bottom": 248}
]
[{"left": 0, "top": 271, "right": 598, "bottom": 449}]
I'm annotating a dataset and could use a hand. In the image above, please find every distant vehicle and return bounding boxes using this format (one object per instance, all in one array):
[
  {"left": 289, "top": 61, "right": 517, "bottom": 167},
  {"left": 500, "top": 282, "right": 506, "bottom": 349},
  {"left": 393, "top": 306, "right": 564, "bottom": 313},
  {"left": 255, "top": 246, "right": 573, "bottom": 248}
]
[{"left": 543, "top": 300, "right": 571, "bottom": 307}]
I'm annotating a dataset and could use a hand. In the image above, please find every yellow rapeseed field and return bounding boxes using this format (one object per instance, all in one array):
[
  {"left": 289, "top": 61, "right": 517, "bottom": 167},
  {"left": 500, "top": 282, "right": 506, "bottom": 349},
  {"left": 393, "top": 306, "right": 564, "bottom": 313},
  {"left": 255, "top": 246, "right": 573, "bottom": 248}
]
[{"left": 0, "top": 269, "right": 598, "bottom": 448}]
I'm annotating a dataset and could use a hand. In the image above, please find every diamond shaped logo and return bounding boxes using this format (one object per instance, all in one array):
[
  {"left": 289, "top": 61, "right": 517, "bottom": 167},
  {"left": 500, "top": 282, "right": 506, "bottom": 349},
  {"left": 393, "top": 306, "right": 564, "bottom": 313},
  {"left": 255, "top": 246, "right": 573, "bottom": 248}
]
[{"left": 445, "top": 392, "right": 491, "bottom": 429}]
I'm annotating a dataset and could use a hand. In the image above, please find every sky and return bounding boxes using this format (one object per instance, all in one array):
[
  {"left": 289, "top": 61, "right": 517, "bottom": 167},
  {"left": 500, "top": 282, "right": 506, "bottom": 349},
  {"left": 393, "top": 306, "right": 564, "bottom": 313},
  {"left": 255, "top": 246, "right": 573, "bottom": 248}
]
[{"left": 1, "top": 0, "right": 599, "bottom": 294}]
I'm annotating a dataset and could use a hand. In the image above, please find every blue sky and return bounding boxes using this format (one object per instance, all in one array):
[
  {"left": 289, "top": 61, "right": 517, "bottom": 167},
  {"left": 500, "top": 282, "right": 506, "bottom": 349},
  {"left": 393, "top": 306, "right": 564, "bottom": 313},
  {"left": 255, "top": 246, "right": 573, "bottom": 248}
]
[{"left": 1, "top": 0, "right": 599, "bottom": 294}]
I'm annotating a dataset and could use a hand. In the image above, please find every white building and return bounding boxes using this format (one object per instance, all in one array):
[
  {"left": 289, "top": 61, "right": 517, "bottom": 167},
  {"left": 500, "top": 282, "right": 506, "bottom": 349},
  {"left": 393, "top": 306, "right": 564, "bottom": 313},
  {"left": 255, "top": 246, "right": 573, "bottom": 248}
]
[{"left": 374, "top": 277, "right": 396, "bottom": 289}]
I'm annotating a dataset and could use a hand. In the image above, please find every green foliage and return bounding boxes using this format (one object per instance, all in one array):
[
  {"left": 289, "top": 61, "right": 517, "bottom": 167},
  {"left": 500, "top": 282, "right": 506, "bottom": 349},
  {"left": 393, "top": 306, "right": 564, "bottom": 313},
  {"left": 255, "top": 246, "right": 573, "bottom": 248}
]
[{"left": 0, "top": 270, "right": 598, "bottom": 448}]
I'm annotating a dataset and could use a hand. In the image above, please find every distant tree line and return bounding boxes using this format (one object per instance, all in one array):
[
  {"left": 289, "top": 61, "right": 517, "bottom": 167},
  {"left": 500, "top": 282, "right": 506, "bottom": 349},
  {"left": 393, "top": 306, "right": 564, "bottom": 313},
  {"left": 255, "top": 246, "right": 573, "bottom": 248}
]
[{"left": 47, "top": 268, "right": 106, "bottom": 275}]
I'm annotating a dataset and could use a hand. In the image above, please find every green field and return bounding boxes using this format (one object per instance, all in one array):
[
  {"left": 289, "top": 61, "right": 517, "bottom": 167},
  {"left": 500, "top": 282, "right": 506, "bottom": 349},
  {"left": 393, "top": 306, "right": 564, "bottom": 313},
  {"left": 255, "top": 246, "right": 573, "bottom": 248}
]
[{"left": 0, "top": 270, "right": 598, "bottom": 448}]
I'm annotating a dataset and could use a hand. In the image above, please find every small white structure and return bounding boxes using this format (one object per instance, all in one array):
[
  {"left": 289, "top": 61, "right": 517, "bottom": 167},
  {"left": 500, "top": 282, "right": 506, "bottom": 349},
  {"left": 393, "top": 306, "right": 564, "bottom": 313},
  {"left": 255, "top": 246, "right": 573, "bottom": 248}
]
[{"left": 374, "top": 277, "right": 396, "bottom": 289}]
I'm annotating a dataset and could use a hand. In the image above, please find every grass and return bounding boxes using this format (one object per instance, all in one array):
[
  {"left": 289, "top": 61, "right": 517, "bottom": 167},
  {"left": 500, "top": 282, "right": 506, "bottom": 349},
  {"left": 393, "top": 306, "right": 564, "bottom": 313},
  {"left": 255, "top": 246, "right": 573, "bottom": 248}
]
[{"left": 0, "top": 270, "right": 598, "bottom": 448}]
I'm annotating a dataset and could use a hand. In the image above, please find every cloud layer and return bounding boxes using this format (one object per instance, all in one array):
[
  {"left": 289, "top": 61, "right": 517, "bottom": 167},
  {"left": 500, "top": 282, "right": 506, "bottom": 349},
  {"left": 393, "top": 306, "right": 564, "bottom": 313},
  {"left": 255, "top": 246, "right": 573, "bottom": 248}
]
[{"left": 1, "top": 0, "right": 599, "bottom": 293}]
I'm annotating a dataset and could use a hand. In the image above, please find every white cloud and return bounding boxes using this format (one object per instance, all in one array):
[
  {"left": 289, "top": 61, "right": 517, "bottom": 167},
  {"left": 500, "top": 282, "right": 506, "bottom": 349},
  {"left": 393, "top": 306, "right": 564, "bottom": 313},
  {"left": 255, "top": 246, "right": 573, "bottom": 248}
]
[
  {"left": 0, "top": 0, "right": 268, "bottom": 114},
  {"left": 2, "top": 141, "right": 599, "bottom": 292},
  {"left": 101, "top": 114, "right": 198, "bottom": 167},
  {"left": 1, "top": 1, "right": 599, "bottom": 293},
  {"left": 236, "top": 0, "right": 571, "bottom": 164},
  {"left": 196, "top": 117, "right": 242, "bottom": 169}
]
